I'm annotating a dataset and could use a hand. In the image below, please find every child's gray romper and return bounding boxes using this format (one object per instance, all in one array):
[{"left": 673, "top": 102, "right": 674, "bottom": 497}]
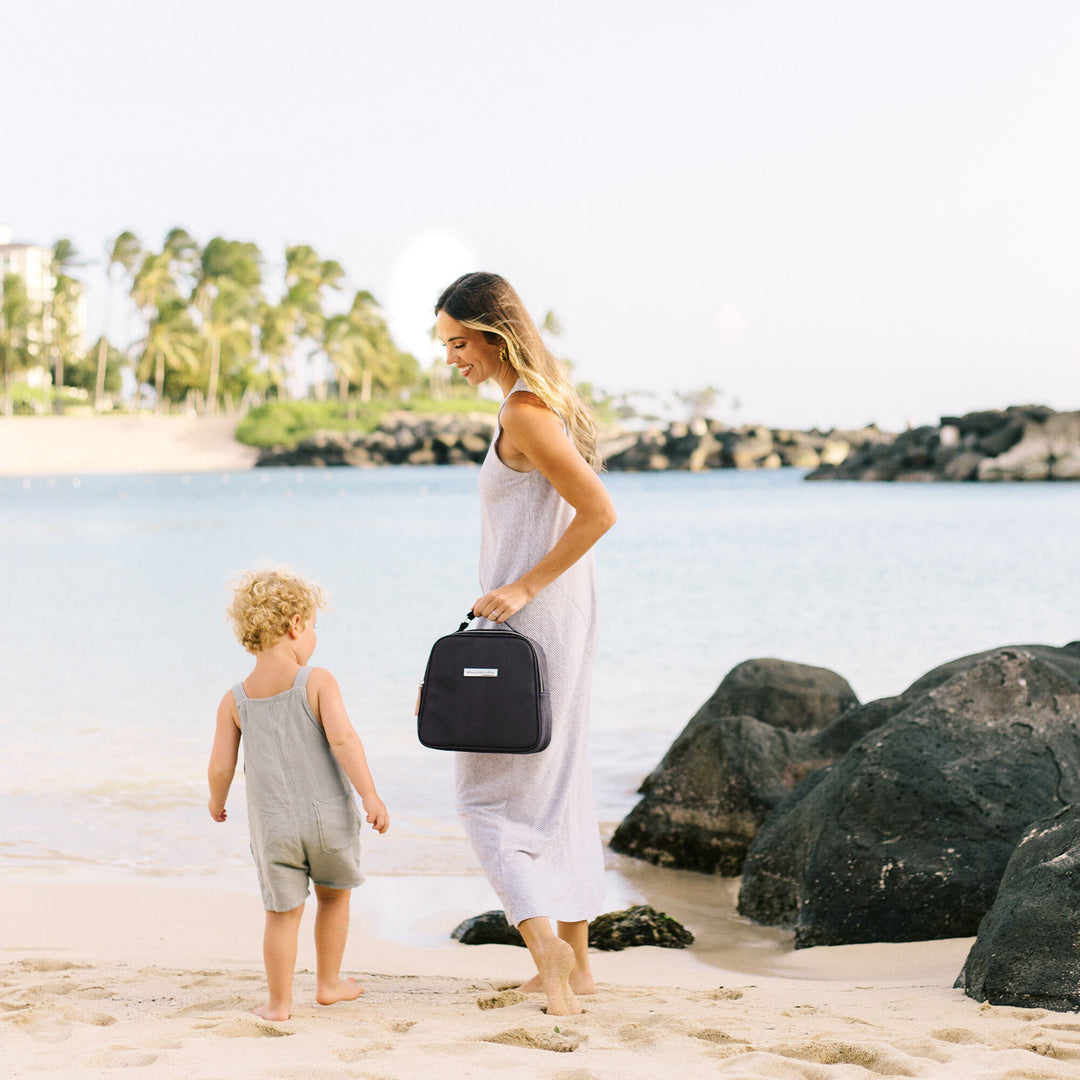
[{"left": 233, "top": 666, "right": 364, "bottom": 911}]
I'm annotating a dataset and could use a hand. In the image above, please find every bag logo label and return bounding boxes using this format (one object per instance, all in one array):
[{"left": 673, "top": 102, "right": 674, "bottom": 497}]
[{"left": 464, "top": 668, "right": 498, "bottom": 678}]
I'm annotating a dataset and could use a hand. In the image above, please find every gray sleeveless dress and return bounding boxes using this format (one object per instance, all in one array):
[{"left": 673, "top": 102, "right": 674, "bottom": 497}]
[
  {"left": 233, "top": 666, "right": 364, "bottom": 912},
  {"left": 455, "top": 381, "right": 606, "bottom": 926}
]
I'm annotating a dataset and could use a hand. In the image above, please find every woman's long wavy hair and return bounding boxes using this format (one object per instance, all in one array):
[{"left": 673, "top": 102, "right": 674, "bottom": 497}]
[{"left": 435, "top": 272, "right": 601, "bottom": 471}]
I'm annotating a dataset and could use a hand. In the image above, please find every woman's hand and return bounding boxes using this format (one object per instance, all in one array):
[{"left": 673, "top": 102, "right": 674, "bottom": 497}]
[{"left": 472, "top": 581, "right": 535, "bottom": 623}]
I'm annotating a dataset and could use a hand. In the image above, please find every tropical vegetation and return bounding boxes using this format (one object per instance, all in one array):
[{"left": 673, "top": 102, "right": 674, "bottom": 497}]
[{"left": 0, "top": 228, "right": 428, "bottom": 418}]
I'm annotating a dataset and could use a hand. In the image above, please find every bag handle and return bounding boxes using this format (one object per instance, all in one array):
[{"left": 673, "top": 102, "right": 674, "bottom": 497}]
[{"left": 458, "top": 610, "right": 518, "bottom": 633}]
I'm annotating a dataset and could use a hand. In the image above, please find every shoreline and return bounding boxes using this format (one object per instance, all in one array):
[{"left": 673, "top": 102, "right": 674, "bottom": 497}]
[
  {"left": 4, "top": 876, "right": 1068, "bottom": 1079},
  {"left": 0, "top": 414, "right": 258, "bottom": 476}
]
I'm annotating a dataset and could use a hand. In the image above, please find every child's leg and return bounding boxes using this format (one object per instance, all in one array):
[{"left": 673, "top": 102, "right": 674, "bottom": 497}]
[
  {"left": 516, "top": 920, "right": 595, "bottom": 996},
  {"left": 254, "top": 903, "right": 305, "bottom": 1021},
  {"left": 313, "top": 884, "right": 363, "bottom": 1006}
]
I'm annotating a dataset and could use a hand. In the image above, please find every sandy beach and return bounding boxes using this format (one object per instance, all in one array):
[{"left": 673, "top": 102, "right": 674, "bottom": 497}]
[
  {"left": 0, "top": 415, "right": 258, "bottom": 477},
  {"left": 4, "top": 877, "right": 1079, "bottom": 1080},
  {"left": 6, "top": 418, "right": 1080, "bottom": 1077}
]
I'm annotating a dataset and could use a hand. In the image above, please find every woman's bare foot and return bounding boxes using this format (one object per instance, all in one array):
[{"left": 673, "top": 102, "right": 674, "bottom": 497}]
[
  {"left": 535, "top": 939, "right": 581, "bottom": 1016},
  {"left": 516, "top": 970, "right": 595, "bottom": 995},
  {"left": 252, "top": 1003, "right": 290, "bottom": 1021},
  {"left": 316, "top": 977, "right": 364, "bottom": 1006}
]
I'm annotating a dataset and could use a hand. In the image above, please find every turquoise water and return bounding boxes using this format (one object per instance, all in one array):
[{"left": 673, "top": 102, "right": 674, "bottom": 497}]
[{"left": 1, "top": 466, "right": 1076, "bottom": 886}]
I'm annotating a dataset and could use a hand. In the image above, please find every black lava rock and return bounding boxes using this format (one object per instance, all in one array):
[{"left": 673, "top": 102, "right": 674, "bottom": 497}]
[
  {"left": 957, "top": 804, "right": 1080, "bottom": 1011},
  {"left": 737, "top": 649, "right": 1080, "bottom": 947},
  {"left": 587, "top": 906, "right": 694, "bottom": 951}
]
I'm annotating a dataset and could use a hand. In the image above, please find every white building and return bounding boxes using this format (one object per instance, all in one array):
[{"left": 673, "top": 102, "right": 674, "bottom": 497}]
[{"left": 0, "top": 223, "right": 87, "bottom": 354}]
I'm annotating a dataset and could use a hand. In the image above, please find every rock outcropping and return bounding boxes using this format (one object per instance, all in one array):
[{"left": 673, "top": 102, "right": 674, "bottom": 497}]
[
  {"left": 255, "top": 413, "right": 887, "bottom": 472},
  {"left": 451, "top": 906, "right": 694, "bottom": 951},
  {"left": 602, "top": 420, "right": 884, "bottom": 472},
  {"left": 737, "top": 648, "right": 1080, "bottom": 947},
  {"left": 609, "top": 660, "right": 863, "bottom": 875},
  {"left": 957, "top": 804, "right": 1080, "bottom": 1011},
  {"left": 253, "top": 404, "right": 1079, "bottom": 479},
  {"left": 257, "top": 412, "right": 496, "bottom": 467},
  {"left": 806, "top": 406, "right": 1080, "bottom": 481}
]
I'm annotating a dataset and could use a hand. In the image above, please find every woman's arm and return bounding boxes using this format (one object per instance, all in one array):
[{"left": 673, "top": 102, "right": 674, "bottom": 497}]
[
  {"left": 472, "top": 391, "right": 616, "bottom": 622},
  {"left": 309, "top": 668, "right": 389, "bottom": 833},
  {"left": 207, "top": 691, "right": 241, "bottom": 821}
]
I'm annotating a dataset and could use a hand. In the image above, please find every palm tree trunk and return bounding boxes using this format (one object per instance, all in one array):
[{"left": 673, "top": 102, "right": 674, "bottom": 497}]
[
  {"left": 206, "top": 334, "right": 221, "bottom": 416},
  {"left": 95, "top": 270, "right": 114, "bottom": 411},
  {"left": 361, "top": 367, "right": 372, "bottom": 403},
  {"left": 94, "top": 335, "right": 109, "bottom": 410},
  {"left": 155, "top": 350, "right": 166, "bottom": 413}
]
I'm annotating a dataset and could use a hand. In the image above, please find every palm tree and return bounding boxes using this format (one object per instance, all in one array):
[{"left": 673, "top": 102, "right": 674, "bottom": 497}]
[
  {"left": 280, "top": 245, "right": 344, "bottom": 398},
  {"left": 47, "top": 238, "right": 85, "bottom": 413},
  {"left": 192, "top": 237, "right": 262, "bottom": 414},
  {"left": 95, "top": 231, "right": 141, "bottom": 410},
  {"left": 135, "top": 294, "right": 201, "bottom": 409},
  {"left": 130, "top": 230, "right": 204, "bottom": 412},
  {"left": 0, "top": 273, "right": 32, "bottom": 415},
  {"left": 323, "top": 289, "right": 397, "bottom": 402},
  {"left": 255, "top": 299, "right": 290, "bottom": 400}
]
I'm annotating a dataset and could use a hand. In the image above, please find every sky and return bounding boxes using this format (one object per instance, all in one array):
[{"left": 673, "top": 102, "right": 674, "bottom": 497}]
[{"left": 3, "top": 0, "right": 1077, "bottom": 430}]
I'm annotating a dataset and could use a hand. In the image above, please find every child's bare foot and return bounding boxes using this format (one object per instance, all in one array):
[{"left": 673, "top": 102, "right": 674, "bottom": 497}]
[
  {"left": 252, "top": 1003, "right": 290, "bottom": 1021},
  {"left": 535, "top": 939, "right": 581, "bottom": 1016},
  {"left": 316, "top": 977, "right": 364, "bottom": 1006},
  {"left": 517, "top": 970, "right": 595, "bottom": 995}
]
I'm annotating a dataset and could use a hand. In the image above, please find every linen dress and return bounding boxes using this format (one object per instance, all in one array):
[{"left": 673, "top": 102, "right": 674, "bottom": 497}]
[{"left": 455, "top": 381, "right": 606, "bottom": 927}]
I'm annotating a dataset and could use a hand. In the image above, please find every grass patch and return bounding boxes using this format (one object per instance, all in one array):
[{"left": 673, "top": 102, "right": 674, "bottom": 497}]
[{"left": 235, "top": 396, "right": 499, "bottom": 449}]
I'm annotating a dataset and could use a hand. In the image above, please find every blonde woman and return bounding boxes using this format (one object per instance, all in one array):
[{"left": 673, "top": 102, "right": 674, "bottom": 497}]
[{"left": 435, "top": 272, "right": 616, "bottom": 1016}]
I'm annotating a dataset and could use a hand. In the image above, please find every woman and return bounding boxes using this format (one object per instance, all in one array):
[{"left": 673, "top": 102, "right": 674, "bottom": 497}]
[{"left": 435, "top": 272, "right": 616, "bottom": 1016}]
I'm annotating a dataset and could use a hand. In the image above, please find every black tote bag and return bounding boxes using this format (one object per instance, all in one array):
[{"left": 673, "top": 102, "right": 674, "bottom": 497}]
[{"left": 417, "top": 612, "right": 551, "bottom": 753}]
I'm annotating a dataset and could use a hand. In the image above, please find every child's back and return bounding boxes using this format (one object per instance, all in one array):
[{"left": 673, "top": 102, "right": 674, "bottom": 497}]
[
  {"left": 208, "top": 568, "right": 387, "bottom": 1019},
  {"left": 233, "top": 666, "right": 363, "bottom": 912}
]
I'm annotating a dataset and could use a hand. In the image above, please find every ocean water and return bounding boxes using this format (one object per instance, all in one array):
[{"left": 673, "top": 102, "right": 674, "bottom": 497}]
[{"left": 1, "top": 466, "right": 1076, "bottom": 914}]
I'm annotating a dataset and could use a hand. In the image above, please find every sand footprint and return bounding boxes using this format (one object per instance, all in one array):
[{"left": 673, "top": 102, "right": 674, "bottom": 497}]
[
  {"left": 692, "top": 1028, "right": 749, "bottom": 1046},
  {"left": 699, "top": 987, "right": 745, "bottom": 1002},
  {"left": 84, "top": 1048, "right": 159, "bottom": 1068},
  {"left": 477, "top": 989, "right": 527, "bottom": 1010},
  {"left": 764, "top": 1037, "right": 919, "bottom": 1076},
  {"left": 202, "top": 1016, "right": 293, "bottom": 1038},
  {"left": 930, "top": 1026, "right": 985, "bottom": 1044},
  {"left": 482, "top": 1026, "right": 583, "bottom": 1052},
  {"left": 16, "top": 959, "right": 90, "bottom": 973},
  {"left": 617, "top": 1022, "right": 658, "bottom": 1047}
]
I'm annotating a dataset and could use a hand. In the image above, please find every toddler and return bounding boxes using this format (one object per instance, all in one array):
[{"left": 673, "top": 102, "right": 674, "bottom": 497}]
[{"left": 208, "top": 568, "right": 388, "bottom": 1020}]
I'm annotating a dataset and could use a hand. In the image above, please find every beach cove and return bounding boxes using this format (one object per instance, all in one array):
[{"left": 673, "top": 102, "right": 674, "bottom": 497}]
[{"left": 3, "top": 421, "right": 1079, "bottom": 1077}]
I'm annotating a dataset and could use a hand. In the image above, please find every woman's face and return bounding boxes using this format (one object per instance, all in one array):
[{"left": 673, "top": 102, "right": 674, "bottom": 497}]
[{"left": 436, "top": 310, "right": 505, "bottom": 388}]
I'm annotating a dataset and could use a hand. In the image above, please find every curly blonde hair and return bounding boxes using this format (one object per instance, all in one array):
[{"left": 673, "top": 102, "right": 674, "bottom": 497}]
[{"left": 226, "top": 569, "right": 327, "bottom": 654}]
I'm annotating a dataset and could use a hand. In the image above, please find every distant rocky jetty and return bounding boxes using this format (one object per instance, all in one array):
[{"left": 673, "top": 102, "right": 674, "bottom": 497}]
[
  {"left": 255, "top": 411, "right": 885, "bottom": 471},
  {"left": 806, "top": 406, "right": 1080, "bottom": 481},
  {"left": 256, "top": 412, "right": 496, "bottom": 467},
  {"left": 254, "top": 404, "right": 1080, "bottom": 480},
  {"left": 601, "top": 419, "right": 883, "bottom": 471}
]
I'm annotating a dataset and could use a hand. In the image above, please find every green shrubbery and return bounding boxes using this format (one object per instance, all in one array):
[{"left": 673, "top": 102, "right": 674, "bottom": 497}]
[{"left": 235, "top": 397, "right": 499, "bottom": 448}]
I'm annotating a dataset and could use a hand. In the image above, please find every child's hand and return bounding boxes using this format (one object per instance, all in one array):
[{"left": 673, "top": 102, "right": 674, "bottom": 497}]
[
  {"left": 364, "top": 796, "right": 389, "bottom": 834},
  {"left": 208, "top": 799, "right": 228, "bottom": 823}
]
